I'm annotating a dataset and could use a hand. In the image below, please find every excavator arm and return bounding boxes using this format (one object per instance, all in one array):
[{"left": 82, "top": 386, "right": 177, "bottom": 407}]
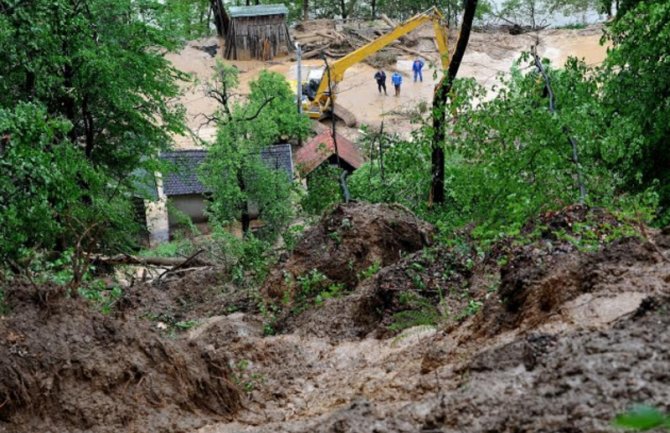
[{"left": 306, "top": 7, "right": 450, "bottom": 119}]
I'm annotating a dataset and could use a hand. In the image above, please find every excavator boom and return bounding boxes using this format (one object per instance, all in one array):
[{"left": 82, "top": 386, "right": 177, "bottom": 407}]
[{"left": 305, "top": 7, "right": 450, "bottom": 120}]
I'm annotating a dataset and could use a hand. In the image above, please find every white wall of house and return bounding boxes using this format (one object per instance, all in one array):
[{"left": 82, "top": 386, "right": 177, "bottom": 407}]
[{"left": 145, "top": 173, "right": 169, "bottom": 246}]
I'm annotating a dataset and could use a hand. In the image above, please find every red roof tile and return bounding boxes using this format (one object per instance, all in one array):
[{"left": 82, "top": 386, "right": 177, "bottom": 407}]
[{"left": 295, "top": 129, "right": 364, "bottom": 176}]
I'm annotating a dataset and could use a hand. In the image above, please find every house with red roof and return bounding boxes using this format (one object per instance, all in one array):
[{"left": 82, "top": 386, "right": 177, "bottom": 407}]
[{"left": 294, "top": 129, "right": 364, "bottom": 177}]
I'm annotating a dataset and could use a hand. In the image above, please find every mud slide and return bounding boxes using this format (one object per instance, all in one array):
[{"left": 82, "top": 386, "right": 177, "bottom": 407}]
[
  {"left": 3, "top": 204, "right": 668, "bottom": 433},
  {"left": 0, "top": 284, "right": 241, "bottom": 433},
  {"left": 194, "top": 204, "right": 670, "bottom": 433}
]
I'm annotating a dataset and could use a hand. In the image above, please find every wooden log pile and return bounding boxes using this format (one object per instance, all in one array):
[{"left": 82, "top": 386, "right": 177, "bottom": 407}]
[{"left": 293, "top": 16, "right": 435, "bottom": 61}]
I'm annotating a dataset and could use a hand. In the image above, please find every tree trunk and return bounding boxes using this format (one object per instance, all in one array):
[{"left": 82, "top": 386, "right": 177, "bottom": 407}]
[
  {"left": 371, "top": 0, "right": 376, "bottom": 19},
  {"left": 211, "top": 0, "right": 229, "bottom": 37},
  {"left": 303, "top": 0, "right": 309, "bottom": 20},
  {"left": 340, "top": 0, "right": 347, "bottom": 19},
  {"left": 429, "top": 0, "right": 478, "bottom": 205}
]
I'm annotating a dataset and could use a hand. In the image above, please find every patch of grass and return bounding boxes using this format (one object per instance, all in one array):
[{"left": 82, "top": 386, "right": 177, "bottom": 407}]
[
  {"left": 613, "top": 405, "right": 670, "bottom": 430},
  {"left": 78, "top": 281, "right": 123, "bottom": 315},
  {"left": 315, "top": 283, "right": 345, "bottom": 305},
  {"left": 138, "top": 238, "right": 194, "bottom": 258},
  {"left": 388, "top": 308, "right": 440, "bottom": 332},
  {"left": 357, "top": 261, "right": 381, "bottom": 281}
]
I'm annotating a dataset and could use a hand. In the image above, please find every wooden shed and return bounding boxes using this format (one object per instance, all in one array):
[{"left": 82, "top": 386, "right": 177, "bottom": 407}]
[{"left": 224, "top": 4, "right": 292, "bottom": 60}]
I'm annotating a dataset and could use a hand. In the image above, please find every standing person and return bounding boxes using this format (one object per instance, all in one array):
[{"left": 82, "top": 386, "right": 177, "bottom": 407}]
[
  {"left": 374, "top": 69, "right": 387, "bottom": 95},
  {"left": 391, "top": 71, "right": 402, "bottom": 96},
  {"left": 412, "top": 58, "right": 425, "bottom": 82}
]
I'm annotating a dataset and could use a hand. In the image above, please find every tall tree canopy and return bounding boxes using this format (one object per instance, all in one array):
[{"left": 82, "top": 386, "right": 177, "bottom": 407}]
[{"left": 0, "top": 0, "right": 188, "bottom": 260}]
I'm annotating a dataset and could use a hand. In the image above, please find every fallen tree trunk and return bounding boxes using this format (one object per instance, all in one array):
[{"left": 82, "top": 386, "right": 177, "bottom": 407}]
[
  {"left": 303, "top": 44, "right": 331, "bottom": 59},
  {"left": 352, "top": 31, "right": 425, "bottom": 59},
  {"left": 91, "top": 253, "right": 212, "bottom": 268}
]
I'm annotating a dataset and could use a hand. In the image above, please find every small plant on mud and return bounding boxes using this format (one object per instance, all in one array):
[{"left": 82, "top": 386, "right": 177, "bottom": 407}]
[
  {"left": 614, "top": 405, "right": 670, "bottom": 431},
  {"left": 328, "top": 230, "right": 342, "bottom": 245},
  {"left": 357, "top": 261, "right": 381, "bottom": 281},
  {"left": 78, "top": 281, "right": 123, "bottom": 315},
  {"left": 282, "top": 224, "right": 305, "bottom": 252},
  {"left": 389, "top": 292, "right": 441, "bottom": 332},
  {"left": 233, "top": 359, "right": 265, "bottom": 394},
  {"left": 457, "top": 299, "right": 483, "bottom": 320},
  {"left": 315, "top": 283, "right": 345, "bottom": 305}
]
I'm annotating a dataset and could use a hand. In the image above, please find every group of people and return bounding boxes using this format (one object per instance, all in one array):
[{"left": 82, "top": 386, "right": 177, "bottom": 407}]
[{"left": 373, "top": 58, "right": 425, "bottom": 96}]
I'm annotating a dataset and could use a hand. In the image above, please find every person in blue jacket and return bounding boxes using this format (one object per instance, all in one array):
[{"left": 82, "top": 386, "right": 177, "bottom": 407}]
[
  {"left": 412, "top": 58, "right": 425, "bottom": 82},
  {"left": 391, "top": 71, "right": 403, "bottom": 96}
]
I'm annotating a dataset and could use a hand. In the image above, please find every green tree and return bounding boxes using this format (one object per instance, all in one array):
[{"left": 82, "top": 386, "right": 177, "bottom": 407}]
[
  {"left": 201, "top": 64, "right": 310, "bottom": 237},
  {"left": 0, "top": 0, "right": 188, "bottom": 262},
  {"left": 601, "top": 0, "right": 670, "bottom": 222},
  {"left": 0, "top": 104, "right": 137, "bottom": 266}
]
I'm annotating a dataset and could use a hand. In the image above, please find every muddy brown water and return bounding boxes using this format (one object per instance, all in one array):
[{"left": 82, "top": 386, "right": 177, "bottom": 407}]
[{"left": 168, "top": 26, "right": 609, "bottom": 148}]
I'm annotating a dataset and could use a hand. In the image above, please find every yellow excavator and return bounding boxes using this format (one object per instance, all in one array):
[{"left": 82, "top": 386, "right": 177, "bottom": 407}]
[{"left": 300, "top": 7, "right": 450, "bottom": 124}]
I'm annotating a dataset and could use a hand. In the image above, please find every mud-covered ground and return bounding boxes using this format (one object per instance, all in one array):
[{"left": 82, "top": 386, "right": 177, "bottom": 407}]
[{"left": 1, "top": 203, "right": 669, "bottom": 433}]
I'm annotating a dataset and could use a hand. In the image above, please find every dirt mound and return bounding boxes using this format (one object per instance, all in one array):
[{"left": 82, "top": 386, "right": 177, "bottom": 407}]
[
  {"left": 419, "top": 296, "right": 670, "bottom": 433},
  {"left": 0, "top": 283, "right": 241, "bottom": 433},
  {"left": 263, "top": 202, "right": 433, "bottom": 302},
  {"left": 282, "top": 245, "right": 492, "bottom": 340},
  {"left": 474, "top": 232, "right": 665, "bottom": 339},
  {"left": 121, "top": 268, "right": 257, "bottom": 323}
]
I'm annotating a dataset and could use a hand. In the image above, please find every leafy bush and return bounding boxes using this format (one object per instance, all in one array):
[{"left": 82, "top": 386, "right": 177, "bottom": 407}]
[
  {"left": 302, "top": 164, "right": 342, "bottom": 215},
  {"left": 614, "top": 405, "right": 670, "bottom": 431}
]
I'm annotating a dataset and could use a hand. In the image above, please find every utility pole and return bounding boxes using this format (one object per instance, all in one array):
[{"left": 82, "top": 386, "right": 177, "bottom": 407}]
[{"left": 295, "top": 42, "right": 302, "bottom": 114}]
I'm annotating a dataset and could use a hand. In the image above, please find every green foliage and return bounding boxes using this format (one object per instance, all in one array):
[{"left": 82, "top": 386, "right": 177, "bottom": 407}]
[
  {"left": 0, "top": 104, "right": 140, "bottom": 263},
  {"left": 358, "top": 261, "right": 382, "bottom": 281},
  {"left": 601, "top": 0, "right": 670, "bottom": 223},
  {"left": 388, "top": 307, "right": 440, "bottom": 332},
  {"left": 282, "top": 224, "right": 306, "bottom": 252},
  {"left": 139, "top": 239, "right": 196, "bottom": 258},
  {"left": 78, "top": 282, "right": 123, "bottom": 315},
  {"left": 349, "top": 128, "right": 432, "bottom": 215},
  {"left": 457, "top": 299, "right": 483, "bottom": 320},
  {"left": 0, "top": 0, "right": 187, "bottom": 267},
  {"left": 614, "top": 405, "right": 670, "bottom": 431},
  {"left": 211, "top": 229, "right": 273, "bottom": 287},
  {"left": 352, "top": 49, "right": 664, "bottom": 247},
  {"left": 315, "top": 283, "right": 345, "bottom": 305},
  {"left": 201, "top": 66, "right": 309, "bottom": 239},
  {"left": 302, "top": 165, "right": 342, "bottom": 215}
]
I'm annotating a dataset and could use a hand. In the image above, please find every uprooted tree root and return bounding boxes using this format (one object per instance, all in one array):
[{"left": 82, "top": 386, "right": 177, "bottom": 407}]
[{"left": 0, "top": 284, "right": 241, "bottom": 433}]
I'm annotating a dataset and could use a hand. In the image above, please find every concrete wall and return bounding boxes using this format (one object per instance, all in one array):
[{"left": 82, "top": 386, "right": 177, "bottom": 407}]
[{"left": 168, "top": 194, "right": 208, "bottom": 227}]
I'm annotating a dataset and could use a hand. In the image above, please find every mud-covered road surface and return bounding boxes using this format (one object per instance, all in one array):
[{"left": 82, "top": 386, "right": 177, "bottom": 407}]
[{"left": 1, "top": 204, "right": 668, "bottom": 433}]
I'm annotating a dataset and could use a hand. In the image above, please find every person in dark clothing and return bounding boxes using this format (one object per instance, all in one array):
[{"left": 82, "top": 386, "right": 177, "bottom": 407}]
[{"left": 374, "top": 70, "right": 387, "bottom": 95}]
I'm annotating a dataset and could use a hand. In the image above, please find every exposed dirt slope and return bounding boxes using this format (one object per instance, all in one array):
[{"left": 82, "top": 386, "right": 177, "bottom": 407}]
[
  {"left": 0, "top": 284, "right": 241, "bottom": 433},
  {"left": 263, "top": 202, "right": 434, "bottom": 302},
  {"left": 199, "top": 207, "right": 670, "bottom": 433}
]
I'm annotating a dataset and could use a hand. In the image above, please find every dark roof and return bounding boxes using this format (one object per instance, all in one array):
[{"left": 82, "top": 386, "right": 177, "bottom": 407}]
[
  {"left": 160, "top": 150, "right": 208, "bottom": 196},
  {"left": 260, "top": 143, "right": 293, "bottom": 180},
  {"left": 294, "top": 130, "right": 364, "bottom": 176},
  {"left": 229, "top": 4, "right": 288, "bottom": 18},
  {"left": 160, "top": 145, "right": 294, "bottom": 197}
]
